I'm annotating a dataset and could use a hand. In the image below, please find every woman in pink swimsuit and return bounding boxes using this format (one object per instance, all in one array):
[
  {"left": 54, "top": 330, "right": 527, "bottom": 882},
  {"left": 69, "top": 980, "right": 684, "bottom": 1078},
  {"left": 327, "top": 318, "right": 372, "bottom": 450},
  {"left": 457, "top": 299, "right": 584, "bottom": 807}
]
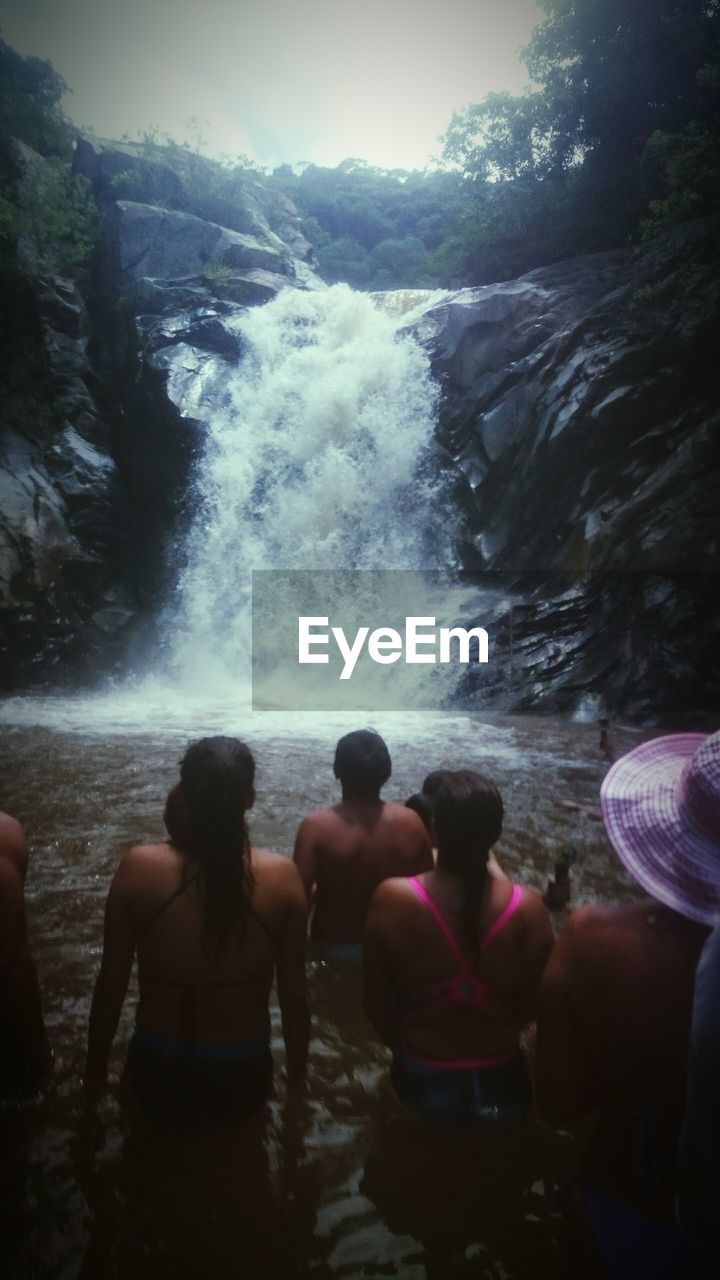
[{"left": 363, "top": 770, "right": 554, "bottom": 1123}]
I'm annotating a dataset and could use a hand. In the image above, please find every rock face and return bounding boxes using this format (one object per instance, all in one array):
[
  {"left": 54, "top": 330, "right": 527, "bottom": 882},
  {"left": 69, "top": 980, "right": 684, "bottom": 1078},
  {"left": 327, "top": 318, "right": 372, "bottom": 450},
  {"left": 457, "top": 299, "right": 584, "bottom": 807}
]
[
  {"left": 410, "top": 218, "right": 720, "bottom": 722},
  {"left": 0, "top": 138, "right": 324, "bottom": 684},
  {"left": 74, "top": 137, "right": 322, "bottom": 306},
  {"left": 0, "top": 271, "right": 131, "bottom": 682}
]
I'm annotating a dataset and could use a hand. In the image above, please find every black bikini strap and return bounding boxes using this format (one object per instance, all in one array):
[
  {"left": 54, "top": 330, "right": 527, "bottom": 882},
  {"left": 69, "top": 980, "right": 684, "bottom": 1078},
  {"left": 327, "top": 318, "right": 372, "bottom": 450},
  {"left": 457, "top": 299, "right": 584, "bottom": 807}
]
[
  {"left": 137, "top": 870, "right": 277, "bottom": 946},
  {"left": 246, "top": 901, "right": 279, "bottom": 947},
  {"left": 137, "top": 871, "right": 201, "bottom": 937}
]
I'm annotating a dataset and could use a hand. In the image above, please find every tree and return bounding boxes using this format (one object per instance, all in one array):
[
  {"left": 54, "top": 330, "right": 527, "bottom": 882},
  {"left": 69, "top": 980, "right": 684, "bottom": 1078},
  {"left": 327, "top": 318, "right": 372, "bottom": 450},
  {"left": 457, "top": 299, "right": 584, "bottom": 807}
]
[
  {"left": 438, "top": 0, "right": 720, "bottom": 275},
  {"left": 442, "top": 91, "right": 565, "bottom": 182}
]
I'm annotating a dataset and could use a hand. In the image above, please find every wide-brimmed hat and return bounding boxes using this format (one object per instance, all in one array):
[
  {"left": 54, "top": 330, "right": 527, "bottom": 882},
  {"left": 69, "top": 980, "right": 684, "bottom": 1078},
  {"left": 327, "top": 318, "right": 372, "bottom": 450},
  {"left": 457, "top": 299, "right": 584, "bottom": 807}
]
[{"left": 600, "top": 731, "right": 720, "bottom": 926}]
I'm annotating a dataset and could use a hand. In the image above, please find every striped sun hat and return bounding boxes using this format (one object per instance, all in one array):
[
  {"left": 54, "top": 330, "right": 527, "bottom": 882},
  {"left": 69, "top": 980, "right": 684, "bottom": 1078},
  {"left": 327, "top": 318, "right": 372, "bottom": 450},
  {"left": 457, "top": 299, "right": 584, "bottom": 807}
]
[{"left": 600, "top": 731, "right": 720, "bottom": 926}]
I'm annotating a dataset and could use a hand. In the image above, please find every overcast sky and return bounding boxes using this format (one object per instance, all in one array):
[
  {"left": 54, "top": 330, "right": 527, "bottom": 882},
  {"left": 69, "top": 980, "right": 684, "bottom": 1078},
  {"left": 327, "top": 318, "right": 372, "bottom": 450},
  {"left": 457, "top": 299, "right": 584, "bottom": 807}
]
[{"left": 1, "top": 0, "right": 541, "bottom": 171}]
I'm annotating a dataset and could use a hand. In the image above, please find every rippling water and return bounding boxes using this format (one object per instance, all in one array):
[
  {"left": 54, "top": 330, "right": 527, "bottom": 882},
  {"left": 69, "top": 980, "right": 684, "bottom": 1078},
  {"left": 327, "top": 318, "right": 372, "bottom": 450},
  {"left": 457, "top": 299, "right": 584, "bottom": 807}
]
[{"left": 0, "top": 707, "right": 646, "bottom": 1280}]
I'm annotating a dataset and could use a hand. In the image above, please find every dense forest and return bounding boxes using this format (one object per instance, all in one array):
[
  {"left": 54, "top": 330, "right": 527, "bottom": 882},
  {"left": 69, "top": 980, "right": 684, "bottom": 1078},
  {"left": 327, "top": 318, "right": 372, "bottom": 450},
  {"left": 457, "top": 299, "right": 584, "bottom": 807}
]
[
  {"left": 1, "top": 0, "right": 719, "bottom": 291},
  {"left": 274, "top": 0, "right": 720, "bottom": 286}
]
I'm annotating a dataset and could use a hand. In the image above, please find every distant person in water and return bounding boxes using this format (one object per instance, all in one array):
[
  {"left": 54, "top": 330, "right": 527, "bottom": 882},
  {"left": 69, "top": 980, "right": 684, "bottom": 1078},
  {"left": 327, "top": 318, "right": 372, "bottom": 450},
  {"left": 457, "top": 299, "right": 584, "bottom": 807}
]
[
  {"left": 415, "top": 768, "right": 506, "bottom": 875},
  {"left": 86, "top": 737, "right": 309, "bottom": 1122},
  {"left": 404, "top": 792, "right": 434, "bottom": 837},
  {"left": 404, "top": 772, "right": 447, "bottom": 857},
  {"left": 0, "top": 811, "right": 53, "bottom": 1095},
  {"left": 422, "top": 771, "right": 447, "bottom": 799},
  {"left": 293, "top": 729, "right": 433, "bottom": 953},
  {"left": 543, "top": 847, "right": 577, "bottom": 912},
  {"left": 536, "top": 731, "right": 720, "bottom": 1275},
  {"left": 364, "top": 770, "right": 554, "bottom": 1123}
]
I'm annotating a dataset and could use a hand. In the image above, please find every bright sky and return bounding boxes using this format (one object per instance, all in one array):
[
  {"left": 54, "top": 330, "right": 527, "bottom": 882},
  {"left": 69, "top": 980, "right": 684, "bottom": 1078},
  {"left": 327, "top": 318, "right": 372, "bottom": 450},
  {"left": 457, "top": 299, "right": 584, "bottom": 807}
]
[{"left": 0, "top": 0, "right": 541, "bottom": 171}]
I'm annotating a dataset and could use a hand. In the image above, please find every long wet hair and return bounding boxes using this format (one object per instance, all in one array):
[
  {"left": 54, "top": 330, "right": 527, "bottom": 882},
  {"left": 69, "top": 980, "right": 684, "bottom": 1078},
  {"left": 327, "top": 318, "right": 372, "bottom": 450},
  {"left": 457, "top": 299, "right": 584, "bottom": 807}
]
[
  {"left": 433, "top": 770, "right": 503, "bottom": 957},
  {"left": 171, "top": 736, "right": 256, "bottom": 955}
]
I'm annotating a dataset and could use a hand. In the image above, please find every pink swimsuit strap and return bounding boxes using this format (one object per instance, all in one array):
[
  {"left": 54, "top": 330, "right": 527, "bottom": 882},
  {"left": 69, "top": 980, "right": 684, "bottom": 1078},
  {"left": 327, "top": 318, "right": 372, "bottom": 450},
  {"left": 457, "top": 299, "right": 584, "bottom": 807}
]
[
  {"left": 399, "top": 877, "right": 523, "bottom": 1070},
  {"left": 408, "top": 876, "right": 522, "bottom": 975}
]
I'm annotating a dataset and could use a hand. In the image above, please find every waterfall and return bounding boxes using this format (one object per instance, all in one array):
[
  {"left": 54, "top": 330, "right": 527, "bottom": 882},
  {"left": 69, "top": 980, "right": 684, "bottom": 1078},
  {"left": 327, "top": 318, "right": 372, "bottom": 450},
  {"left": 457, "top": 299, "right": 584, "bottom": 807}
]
[
  {"left": 0, "top": 283, "right": 483, "bottom": 731},
  {"left": 167, "top": 284, "right": 457, "bottom": 695}
]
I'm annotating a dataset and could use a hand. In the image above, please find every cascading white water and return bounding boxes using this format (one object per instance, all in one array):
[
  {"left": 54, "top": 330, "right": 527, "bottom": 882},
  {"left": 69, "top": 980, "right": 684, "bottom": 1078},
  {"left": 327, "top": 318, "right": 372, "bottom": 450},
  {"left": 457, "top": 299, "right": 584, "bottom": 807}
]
[
  {"left": 1, "top": 282, "right": 495, "bottom": 733},
  {"left": 168, "top": 284, "right": 456, "bottom": 693}
]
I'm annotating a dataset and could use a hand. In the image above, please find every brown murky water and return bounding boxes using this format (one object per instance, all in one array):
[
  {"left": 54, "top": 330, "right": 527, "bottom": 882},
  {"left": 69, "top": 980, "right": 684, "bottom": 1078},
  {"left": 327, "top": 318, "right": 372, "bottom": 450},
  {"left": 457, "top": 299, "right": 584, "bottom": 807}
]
[{"left": 0, "top": 709, "right": 646, "bottom": 1280}]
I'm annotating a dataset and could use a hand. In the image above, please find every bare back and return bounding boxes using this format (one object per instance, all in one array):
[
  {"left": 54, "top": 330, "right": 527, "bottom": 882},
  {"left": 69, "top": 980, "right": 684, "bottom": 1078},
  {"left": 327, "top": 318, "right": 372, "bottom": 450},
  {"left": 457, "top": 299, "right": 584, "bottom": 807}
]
[
  {"left": 294, "top": 799, "right": 433, "bottom": 944},
  {"left": 115, "top": 842, "right": 306, "bottom": 1045},
  {"left": 537, "top": 901, "right": 708, "bottom": 1125}
]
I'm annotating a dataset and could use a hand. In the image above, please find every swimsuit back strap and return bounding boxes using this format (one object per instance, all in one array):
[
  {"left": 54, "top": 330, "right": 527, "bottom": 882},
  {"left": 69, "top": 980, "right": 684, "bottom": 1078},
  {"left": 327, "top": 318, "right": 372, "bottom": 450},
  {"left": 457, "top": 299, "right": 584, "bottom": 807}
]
[
  {"left": 480, "top": 883, "right": 522, "bottom": 951},
  {"left": 408, "top": 876, "right": 469, "bottom": 971},
  {"left": 137, "top": 871, "right": 202, "bottom": 937}
]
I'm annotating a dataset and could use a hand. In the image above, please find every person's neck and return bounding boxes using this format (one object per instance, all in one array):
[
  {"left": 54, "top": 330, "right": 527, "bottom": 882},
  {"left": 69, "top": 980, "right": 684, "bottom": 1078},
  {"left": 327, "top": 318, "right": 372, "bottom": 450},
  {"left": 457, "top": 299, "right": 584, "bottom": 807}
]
[{"left": 340, "top": 787, "right": 382, "bottom": 806}]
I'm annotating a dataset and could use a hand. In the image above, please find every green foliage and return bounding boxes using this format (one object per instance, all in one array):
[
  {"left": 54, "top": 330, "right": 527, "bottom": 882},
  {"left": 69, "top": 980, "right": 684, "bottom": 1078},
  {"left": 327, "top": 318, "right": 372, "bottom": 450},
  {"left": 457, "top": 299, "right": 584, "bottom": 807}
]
[
  {"left": 274, "top": 3, "right": 719, "bottom": 290},
  {"left": 15, "top": 158, "right": 98, "bottom": 273},
  {"left": 134, "top": 128, "right": 262, "bottom": 233},
  {"left": 0, "top": 37, "right": 73, "bottom": 165},
  {"left": 442, "top": 91, "right": 564, "bottom": 182},
  {"left": 271, "top": 162, "right": 468, "bottom": 288},
  {"left": 0, "top": 37, "right": 98, "bottom": 277},
  {"left": 436, "top": 0, "right": 720, "bottom": 281},
  {"left": 641, "top": 121, "right": 720, "bottom": 235}
]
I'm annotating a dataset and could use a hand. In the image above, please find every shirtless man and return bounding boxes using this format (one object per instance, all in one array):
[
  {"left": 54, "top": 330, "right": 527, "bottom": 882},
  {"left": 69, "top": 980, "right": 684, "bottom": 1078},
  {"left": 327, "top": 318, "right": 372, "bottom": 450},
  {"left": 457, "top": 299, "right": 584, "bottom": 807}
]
[
  {"left": 0, "top": 811, "right": 52, "bottom": 1094},
  {"left": 293, "top": 730, "right": 433, "bottom": 949}
]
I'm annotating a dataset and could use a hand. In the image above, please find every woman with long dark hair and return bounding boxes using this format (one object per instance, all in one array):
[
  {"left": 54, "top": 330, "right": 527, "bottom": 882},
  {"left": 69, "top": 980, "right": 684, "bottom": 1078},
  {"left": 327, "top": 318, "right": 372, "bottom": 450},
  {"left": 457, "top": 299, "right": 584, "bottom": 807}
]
[
  {"left": 363, "top": 770, "right": 553, "bottom": 1123},
  {"left": 86, "top": 737, "right": 309, "bottom": 1122}
]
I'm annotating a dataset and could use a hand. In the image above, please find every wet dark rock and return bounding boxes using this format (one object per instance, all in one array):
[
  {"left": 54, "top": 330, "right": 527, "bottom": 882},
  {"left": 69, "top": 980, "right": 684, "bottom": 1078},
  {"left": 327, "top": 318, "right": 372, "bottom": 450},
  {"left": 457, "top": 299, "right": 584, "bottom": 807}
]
[
  {"left": 0, "top": 272, "right": 133, "bottom": 683},
  {"left": 1, "top": 137, "right": 325, "bottom": 686},
  {"left": 136, "top": 309, "right": 242, "bottom": 361},
  {"left": 412, "top": 218, "right": 720, "bottom": 722}
]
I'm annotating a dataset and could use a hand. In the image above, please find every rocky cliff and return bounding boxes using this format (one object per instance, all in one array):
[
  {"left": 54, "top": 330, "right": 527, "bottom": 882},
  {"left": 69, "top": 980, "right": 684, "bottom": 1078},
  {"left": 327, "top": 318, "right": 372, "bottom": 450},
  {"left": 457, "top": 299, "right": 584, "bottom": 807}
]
[
  {"left": 412, "top": 217, "right": 720, "bottom": 722},
  {"left": 0, "top": 138, "right": 322, "bottom": 683}
]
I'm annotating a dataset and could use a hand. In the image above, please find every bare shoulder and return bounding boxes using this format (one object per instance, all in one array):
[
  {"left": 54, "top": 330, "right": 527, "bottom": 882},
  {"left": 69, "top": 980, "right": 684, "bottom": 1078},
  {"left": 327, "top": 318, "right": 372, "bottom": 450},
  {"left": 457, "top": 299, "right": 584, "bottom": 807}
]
[
  {"left": 253, "top": 849, "right": 305, "bottom": 890},
  {"left": 119, "top": 841, "right": 175, "bottom": 869},
  {"left": 0, "top": 811, "right": 28, "bottom": 873},
  {"left": 113, "top": 842, "right": 175, "bottom": 890},
  {"left": 369, "top": 875, "right": 418, "bottom": 909},
  {"left": 382, "top": 802, "right": 425, "bottom": 832},
  {"left": 563, "top": 901, "right": 631, "bottom": 939},
  {"left": 295, "top": 807, "right": 337, "bottom": 838},
  {"left": 0, "top": 811, "right": 26, "bottom": 847}
]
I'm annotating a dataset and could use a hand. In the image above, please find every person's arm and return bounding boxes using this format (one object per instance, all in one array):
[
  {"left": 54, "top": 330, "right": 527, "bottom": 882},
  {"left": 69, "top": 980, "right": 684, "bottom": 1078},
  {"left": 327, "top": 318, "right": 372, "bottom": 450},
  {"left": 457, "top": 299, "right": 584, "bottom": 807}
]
[
  {"left": 85, "top": 855, "right": 137, "bottom": 1092},
  {"left": 535, "top": 910, "right": 592, "bottom": 1126},
  {"left": 515, "top": 889, "right": 556, "bottom": 1024},
  {"left": 292, "top": 817, "right": 318, "bottom": 906},
  {"left": 363, "top": 883, "right": 396, "bottom": 1047},
  {"left": 276, "top": 863, "right": 310, "bottom": 1084},
  {"left": 0, "top": 858, "right": 52, "bottom": 1079}
]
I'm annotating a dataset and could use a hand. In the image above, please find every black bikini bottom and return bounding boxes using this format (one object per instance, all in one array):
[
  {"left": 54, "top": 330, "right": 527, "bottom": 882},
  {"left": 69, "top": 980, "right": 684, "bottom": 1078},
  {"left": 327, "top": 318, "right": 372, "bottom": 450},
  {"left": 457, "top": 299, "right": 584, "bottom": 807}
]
[{"left": 126, "top": 1030, "right": 273, "bottom": 1124}]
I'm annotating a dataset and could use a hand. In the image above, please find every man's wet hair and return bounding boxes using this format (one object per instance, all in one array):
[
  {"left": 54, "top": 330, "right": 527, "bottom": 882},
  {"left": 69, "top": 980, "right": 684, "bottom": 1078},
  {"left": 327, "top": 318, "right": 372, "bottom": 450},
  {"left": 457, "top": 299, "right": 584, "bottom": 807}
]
[
  {"left": 333, "top": 729, "right": 391, "bottom": 795},
  {"left": 422, "top": 770, "right": 447, "bottom": 798}
]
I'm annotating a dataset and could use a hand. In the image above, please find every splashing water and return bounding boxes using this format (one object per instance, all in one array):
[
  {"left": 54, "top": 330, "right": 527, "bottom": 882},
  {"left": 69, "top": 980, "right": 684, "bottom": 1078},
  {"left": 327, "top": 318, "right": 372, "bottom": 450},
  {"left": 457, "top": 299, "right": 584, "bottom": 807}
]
[
  {"left": 1, "top": 284, "right": 474, "bottom": 732},
  {"left": 168, "top": 284, "right": 455, "bottom": 692}
]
